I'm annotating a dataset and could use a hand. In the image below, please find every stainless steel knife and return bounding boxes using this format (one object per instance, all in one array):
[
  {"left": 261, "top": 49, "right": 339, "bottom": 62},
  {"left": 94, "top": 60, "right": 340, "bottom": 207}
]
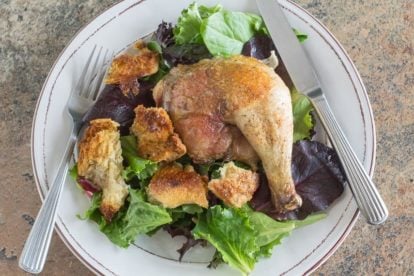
[{"left": 256, "top": 0, "right": 388, "bottom": 224}]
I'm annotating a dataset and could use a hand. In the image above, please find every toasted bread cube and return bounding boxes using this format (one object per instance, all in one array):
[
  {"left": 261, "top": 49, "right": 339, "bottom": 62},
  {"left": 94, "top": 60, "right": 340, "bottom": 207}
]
[
  {"left": 208, "top": 162, "right": 259, "bottom": 208},
  {"left": 77, "top": 119, "right": 128, "bottom": 221},
  {"left": 130, "top": 105, "right": 186, "bottom": 162},
  {"left": 148, "top": 163, "right": 208, "bottom": 208}
]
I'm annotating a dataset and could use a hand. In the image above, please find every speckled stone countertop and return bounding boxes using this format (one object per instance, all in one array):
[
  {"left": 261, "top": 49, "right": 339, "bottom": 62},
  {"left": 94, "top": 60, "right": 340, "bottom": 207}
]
[{"left": 0, "top": 0, "right": 412, "bottom": 275}]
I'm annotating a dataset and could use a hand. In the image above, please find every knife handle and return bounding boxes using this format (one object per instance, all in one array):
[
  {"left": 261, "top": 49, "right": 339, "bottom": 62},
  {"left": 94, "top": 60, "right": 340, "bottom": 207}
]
[{"left": 311, "top": 94, "right": 388, "bottom": 224}]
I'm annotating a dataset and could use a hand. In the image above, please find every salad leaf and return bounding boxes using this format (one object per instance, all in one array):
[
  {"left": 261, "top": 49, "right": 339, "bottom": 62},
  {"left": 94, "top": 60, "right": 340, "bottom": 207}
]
[
  {"left": 174, "top": 2, "right": 222, "bottom": 45},
  {"left": 193, "top": 205, "right": 325, "bottom": 274},
  {"left": 143, "top": 39, "right": 171, "bottom": 84},
  {"left": 176, "top": 236, "right": 206, "bottom": 262},
  {"left": 196, "top": 160, "right": 250, "bottom": 179},
  {"left": 201, "top": 10, "right": 266, "bottom": 57},
  {"left": 69, "top": 164, "right": 100, "bottom": 197},
  {"left": 242, "top": 34, "right": 276, "bottom": 60},
  {"left": 245, "top": 206, "right": 325, "bottom": 257},
  {"left": 142, "top": 57, "right": 170, "bottom": 85},
  {"left": 247, "top": 208, "right": 294, "bottom": 257},
  {"left": 291, "top": 88, "right": 314, "bottom": 142},
  {"left": 241, "top": 30, "right": 308, "bottom": 59},
  {"left": 293, "top": 212, "right": 327, "bottom": 228},
  {"left": 193, "top": 206, "right": 258, "bottom": 275},
  {"left": 154, "top": 21, "right": 175, "bottom": 48},
  {"left": 179, "top": 204, "right": 204, "bottom": 215},
  {"left": 250, "top": 140, "right": 345, "bottom": 220},
  {"left": 165, "top": 204, "right": 205, "bottom": 261},
  {"left": 146, "top": 41, "right": 162, "bottom": 54},
  {"left": 290, "top": 140, "right": 346, "bottom": 219},
  {"left": 80, "top": 189, "right": 172, "bottom": 248},
  {"left": 171, "top": 4, "right": 308, "bottom": 59},
  {"left": 293, "top": 28, "right": 308, "bottom": 43},
  {"left": 77, "top": 178, "right": 100, "bottom": 197},
  {"left": 163, "top": 43, "right": 212, "bottom": 67},
  {"left": 194, "top": 161, "right": 224, "bottom": 178},
  {"left": 247, "top": 208, "right": 295, "bottom": 248},
  {"left": 208, "top": 251, "right": 224, "bottom": 269},
  {"left": 175, "top": 154, "right": 193, "bottom": 166},
  {"left": 233, "top": 160, "right": 251, "bottom": 170},
  {"left": 82, "top": 84, "right": 154, "bottom": 135},
  {"left": 120, "top": 135, "right": 158, "bottom": 183},
  {"left": 69, "top": 164, "right": 78, "bottom": 180},
  {"left": 152, "top": 21, "right": 207, "bottom": 78},
  {"left": 169, "top": 204, "right": 204, "bottom": 222},
  {"left": 78, "top": 192, "right": 105, "bottom": 223},
  {"left": 241, "top": 33, "right": 309, "bottom": 90},
  {"left": 103, "top": 189, "right": 172, "bottom": 247}
]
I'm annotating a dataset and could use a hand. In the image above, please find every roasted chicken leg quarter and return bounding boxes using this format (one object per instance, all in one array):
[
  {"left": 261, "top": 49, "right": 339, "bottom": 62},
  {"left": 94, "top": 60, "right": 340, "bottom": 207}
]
[{"left": 153, "top": 55, "right": 302, "bottom": 213}]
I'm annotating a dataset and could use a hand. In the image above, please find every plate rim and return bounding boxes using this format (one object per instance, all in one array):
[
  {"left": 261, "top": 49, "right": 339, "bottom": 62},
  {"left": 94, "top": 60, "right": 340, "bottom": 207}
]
[{"left": 30, "top": 0, "right": 376, "bottom": 275}]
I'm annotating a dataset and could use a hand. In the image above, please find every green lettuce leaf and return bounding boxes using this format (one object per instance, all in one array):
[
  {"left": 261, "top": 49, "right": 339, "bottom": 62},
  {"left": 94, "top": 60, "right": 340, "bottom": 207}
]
[
  {"left": 80, "top": 189, "right": 172, "bottom": 248},
  {"left": 247, "top": 208, "right": 295, "bottom": 248},
  {"left": 120, "top": 135, "right": 158, "bottom": 183},
  {"left": 174, "top": 2, "right": 222, "bottom": 45},
  {"left": 146, "top": 40, "right": 162, "bottom": 54},
  {"left": 291, "top": 88, "right": 314, "bottom": 142},
  {"left": 169, "top": 204, "right": 204, "bottom": 222},
  {"left": 293, "top": 212, "right": 327, "bottom": 228},
  {"left": 249, "top": 208, "right": 326, "bottom": 257},
  {"left": 208, "top": 250, "right": 224, "bottom": 269},
  {"left": 293, "top": 28, "right": 308, "bottom": 43},
  {"left": 192, "top": 206, "right": 259, "bottom": 275},
  {"left": 200, "top": 10, "right": 267, "bottom": 57},
  {"left": 143, "top": 41, "right": 172, "bottom": 84},
  {"left": 69, "top": 164, "right": 78, "bottom": 180},
  {"left": 193, "top": 205, "right": 326, "bottom": 274},
  {"left": 240, "top": 206, "right": 294, "bottom": 257},
  {"left": 78, "top": 192, "right": 105, "bottom": 224}
]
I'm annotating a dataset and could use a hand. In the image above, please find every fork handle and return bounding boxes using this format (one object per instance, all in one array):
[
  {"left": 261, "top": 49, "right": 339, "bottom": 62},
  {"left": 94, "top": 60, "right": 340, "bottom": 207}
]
[
  {"left": 311, "top": 94, "right": 388, "bottom": 224},
  {"left": 19, "top": 132, "right": 76, "bottom": 274}
]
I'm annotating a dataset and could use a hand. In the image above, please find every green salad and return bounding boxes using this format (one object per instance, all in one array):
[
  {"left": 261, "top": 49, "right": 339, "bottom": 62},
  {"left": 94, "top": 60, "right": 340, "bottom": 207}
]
[{"left": 71, "top": 3, "right": 345, "bottom": 275}]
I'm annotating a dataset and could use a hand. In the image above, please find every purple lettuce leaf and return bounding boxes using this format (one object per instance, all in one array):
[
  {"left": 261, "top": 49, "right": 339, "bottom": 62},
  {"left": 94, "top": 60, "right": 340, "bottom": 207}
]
[
  {"left": 242, "top": 34, "right": 294, "bottom": 89},
  {"left": 250, "top": 140, "right": 346, "bottom": 220},
  {"left": 77, "top": 177, "right": 100, "bottom": 198},
  {"left": 163, "top": 43, "right": 212, "bottom": 67},
  {"left": 241, "top": 34, "right": 276, "bottom": 60},
  {"left": 153, "top": 22, "right": 212, "bottom": 67},
  {"left": 154, "top": 21, "right": 175, "bottom": 48},
  {"left": 164, "top": 223, "right": 207, "bottom": 261},
  {"left": 82, "top": 83, "right": 155, "bottom": 135}
]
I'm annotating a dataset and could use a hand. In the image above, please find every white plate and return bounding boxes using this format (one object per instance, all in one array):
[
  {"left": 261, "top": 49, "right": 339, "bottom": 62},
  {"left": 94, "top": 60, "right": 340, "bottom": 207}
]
[{"left": 31, "top": 0, "right": 376, "bottom": 275}]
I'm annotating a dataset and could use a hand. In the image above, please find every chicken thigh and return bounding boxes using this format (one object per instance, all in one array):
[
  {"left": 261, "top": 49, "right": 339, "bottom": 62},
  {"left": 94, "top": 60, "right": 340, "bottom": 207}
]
[{"left": 153, "top": 55, "right": 301, "bottom": 213}]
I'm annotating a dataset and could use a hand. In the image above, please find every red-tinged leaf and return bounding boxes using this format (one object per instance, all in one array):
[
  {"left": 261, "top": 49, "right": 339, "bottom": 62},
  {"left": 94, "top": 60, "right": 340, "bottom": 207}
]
[{"left": 251, "top": 140, "right": 345, "bottom": 220}]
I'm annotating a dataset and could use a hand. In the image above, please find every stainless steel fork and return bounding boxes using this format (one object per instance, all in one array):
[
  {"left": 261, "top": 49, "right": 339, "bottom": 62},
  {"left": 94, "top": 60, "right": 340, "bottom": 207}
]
[{"left": 19, "top": 45, "right": 110, "bottom": 274}]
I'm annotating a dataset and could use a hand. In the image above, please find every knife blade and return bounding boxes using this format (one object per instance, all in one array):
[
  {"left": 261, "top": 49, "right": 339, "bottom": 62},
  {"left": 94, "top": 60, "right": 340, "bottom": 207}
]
[{"left": 256, "top": 0, "right": 388, "bottom": 224}]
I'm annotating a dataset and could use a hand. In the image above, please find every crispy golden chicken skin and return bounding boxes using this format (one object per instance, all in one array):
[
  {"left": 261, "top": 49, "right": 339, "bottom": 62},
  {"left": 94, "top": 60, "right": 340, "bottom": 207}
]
[
  {"left": 147, "top": 163, "right": 208, "bottom": 208},
  {"left": 77, "top": 119, "right": 128, "bottom": 221},
  {"left": 154, "top": 55, "right": 301, "bottom": 213},
  {"left": 208, "top": 162, "right": 259, "bottom": 208},
  {"left": 130, "top": 105, "right": 186, "bottom": 162}
]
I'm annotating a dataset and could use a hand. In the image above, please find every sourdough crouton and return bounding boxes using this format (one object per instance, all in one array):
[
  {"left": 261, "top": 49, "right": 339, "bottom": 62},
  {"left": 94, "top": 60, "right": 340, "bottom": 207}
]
[
  {"left": 105, "top": 44, "right": 159, "bottom": 94},
  {"left": 208, "top": 162, "right": 259, "bottom": 208},
  {"left": 130, "top": 105, "right": 186, "bottom": 162},
  {"left": 148, "top": 163, "right": 208, "bottom": 208},
  {"left": 77, "top": 118, "right": 128, "bottom": 221}
]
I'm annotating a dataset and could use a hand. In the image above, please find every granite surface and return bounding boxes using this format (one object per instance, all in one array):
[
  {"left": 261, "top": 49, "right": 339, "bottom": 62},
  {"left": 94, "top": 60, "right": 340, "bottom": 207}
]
[{"left": 0, "top": 0, "right": 412, "bottom": 275}]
